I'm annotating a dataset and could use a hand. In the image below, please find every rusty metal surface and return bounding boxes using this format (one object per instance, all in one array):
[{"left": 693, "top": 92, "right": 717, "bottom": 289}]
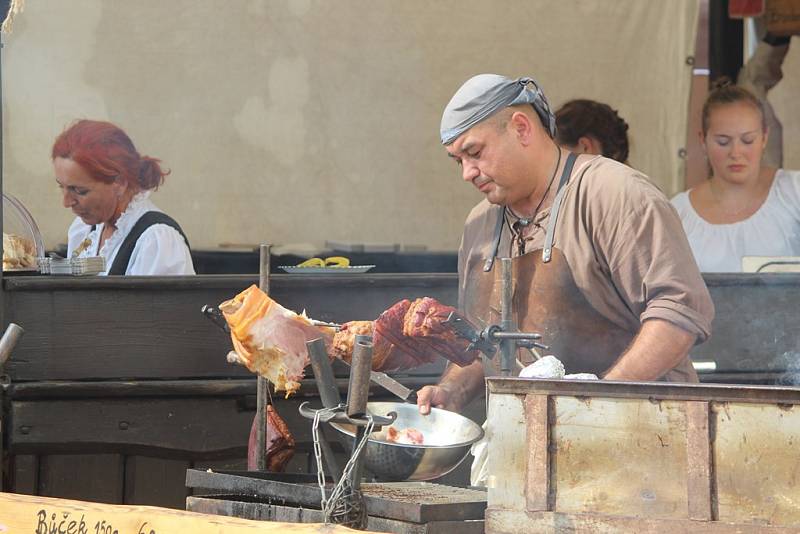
[
  {"left": 713, "top": 403, "right": 800, "bottom": 525},
  {"left": 486, "top": 393, "right": 527, "bottom": 510},
  {"left": 551, "top": 397, "right": 689, "bottom": 518},
  {"left": 187, "top": 496, "right": 486, "bottom": 534},
  {"left": 487, "top": 377, "right": 800, "bottom": 404},
  {"left": 485, "top": 509, "right": 800, "bottom": 533},
  {"left": 185, "top": 469, "right": 486, "bottom": 523},
  {"left": 486, "top": 378, "right": 800, "bottom": 530},
  {"left": 359, "top": 482, "right": 486, "bottom": 522},
  {"left": 186, "top": 469, "right": 324, "bottom": 508}
]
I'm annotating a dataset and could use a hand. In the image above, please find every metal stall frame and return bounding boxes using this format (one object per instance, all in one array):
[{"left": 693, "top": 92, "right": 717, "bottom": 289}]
[{"left": 484, "top": 378, "right": 800, "bottom": 533}]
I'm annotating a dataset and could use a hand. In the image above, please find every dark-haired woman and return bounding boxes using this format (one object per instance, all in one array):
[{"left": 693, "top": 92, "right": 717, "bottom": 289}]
[
  {"left": 53, "top": 120, "right": 195, "bottom": 275},
  {"left": 671, "top": 84, "right": 800, "bottom": 272},
  {"left": 555, "top": 99, "right": 630, "bottom": 163}
]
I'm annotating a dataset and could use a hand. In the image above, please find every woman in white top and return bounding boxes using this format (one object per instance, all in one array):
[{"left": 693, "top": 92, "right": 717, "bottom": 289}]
[
  {"left": 53, "top": 119, "right": 195, "bottom": 275},
  {"left": 671, "top": 82, "right": 800, "bottom": 272}
]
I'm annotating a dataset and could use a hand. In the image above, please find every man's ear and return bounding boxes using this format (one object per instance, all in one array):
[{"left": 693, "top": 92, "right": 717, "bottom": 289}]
[{"left": 510, "top": 111, "right": 535, "bottom": 145}]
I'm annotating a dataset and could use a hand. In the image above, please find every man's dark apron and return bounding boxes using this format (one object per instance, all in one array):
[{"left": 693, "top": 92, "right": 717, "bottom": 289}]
[{"left": 462, "top": 153, "right": 696, "bottom": 381}]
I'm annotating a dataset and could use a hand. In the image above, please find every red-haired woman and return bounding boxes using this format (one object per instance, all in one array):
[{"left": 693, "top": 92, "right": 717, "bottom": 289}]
[{"left": 53, "top": 120, "right": 195, "bottom": 275}]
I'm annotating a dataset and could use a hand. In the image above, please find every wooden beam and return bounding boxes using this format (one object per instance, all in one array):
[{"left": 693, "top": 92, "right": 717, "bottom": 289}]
[
  {"left": 524, "top": 393, "right": 550, "bottom": 512},
  {"left": 686, "top": 401, "right": 713, "bottom": 521},
  {"left": 0, "top": 491, "right": 373, "bottom": 533}
]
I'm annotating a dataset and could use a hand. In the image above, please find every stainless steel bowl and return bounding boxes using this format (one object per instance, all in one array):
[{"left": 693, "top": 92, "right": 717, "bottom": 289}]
[{"left": 330, "top": 401, "right": 484, "bottom": 482}]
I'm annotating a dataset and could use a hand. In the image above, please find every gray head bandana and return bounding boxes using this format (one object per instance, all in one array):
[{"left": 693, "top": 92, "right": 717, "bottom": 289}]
[{"left": 439, "top": 74, "right": 556, "bottom": 145}]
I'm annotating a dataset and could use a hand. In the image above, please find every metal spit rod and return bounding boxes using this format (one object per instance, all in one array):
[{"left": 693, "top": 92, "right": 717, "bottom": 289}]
[
  {"left": 0, "top": 323, "right": 24, "bottom": 368},
  {"left": 499, "top": 258, "right": 515, "bottom": 377},
  {"left": 308, "top": 338, "right": 342, "bottom": 409},
  {"left": 347, "top": 335, "right": 374, "bottom": 492},
  {"left": 256, "top": 244, "right": 272, "bottom": 471},
  {"left": 307, "top": 337, "right": 344, "bottom": 482}
]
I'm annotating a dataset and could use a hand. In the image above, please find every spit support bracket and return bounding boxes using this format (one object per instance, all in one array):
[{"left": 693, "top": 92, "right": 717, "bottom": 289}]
[
  {"left": 443, "top": 311, "right": 549, "bottom": 359},
  {"left": 297, "top": 402, "right": 396, "bottom": 428}
]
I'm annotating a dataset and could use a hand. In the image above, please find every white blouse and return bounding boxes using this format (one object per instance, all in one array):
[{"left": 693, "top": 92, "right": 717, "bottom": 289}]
[
  {"left": 67, "top": 191, "right": 195, "bottom": 275},
  {"left": 671, "top": 169, "right": 800, "bottom": 272}
]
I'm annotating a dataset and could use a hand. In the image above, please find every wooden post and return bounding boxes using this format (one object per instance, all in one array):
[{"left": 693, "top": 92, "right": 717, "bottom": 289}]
[
  {"left": 686, "top": 400, "right": 713, "bottom": 521},
  {"left": 256, "top": 244, "right": 272, "bottom": 471},
  {"left": 524, "top": 393, "right": 550, "bottom": 512}
]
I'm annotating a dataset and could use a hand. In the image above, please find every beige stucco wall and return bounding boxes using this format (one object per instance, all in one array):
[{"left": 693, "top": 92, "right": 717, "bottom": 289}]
[{"left": 2, "top": 1, "right": 699, "bottom": 251}]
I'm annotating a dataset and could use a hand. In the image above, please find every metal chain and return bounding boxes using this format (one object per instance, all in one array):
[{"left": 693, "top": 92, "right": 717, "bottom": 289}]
[
  {"left": 311, "top": 407, "right": 375, "bottom": 525},
  {"left": 311, "top": 404, "right": 343, "bottom": 510}
]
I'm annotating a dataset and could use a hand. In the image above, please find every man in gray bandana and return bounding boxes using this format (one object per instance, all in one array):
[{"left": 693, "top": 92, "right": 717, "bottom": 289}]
[{"left": 417, "top": 74, "right": 715, "bottom": 415}]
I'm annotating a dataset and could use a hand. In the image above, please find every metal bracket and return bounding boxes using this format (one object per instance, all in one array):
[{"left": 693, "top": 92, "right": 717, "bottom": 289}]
[
  {"left": 443, "top": 312, "right": 497, "bottom": 357},
  {"left": 298, "top": 402, "right": 396, "bottom": 428},
  {"left": 444, "top": 311, "right": 548, "bottom": 358}
]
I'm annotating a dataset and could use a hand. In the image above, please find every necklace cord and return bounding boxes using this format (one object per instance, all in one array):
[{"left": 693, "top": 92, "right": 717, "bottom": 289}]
[{"left": 506, "top": 147, "right": 563, "bottom": 256}]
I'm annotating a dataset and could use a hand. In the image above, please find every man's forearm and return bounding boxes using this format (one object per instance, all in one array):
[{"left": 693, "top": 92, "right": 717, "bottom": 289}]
[
  {"left": 439, "top": 359, "right": 485, "bottom": 410},
  {"left": 603, "top": 319, "right": 696, "bottom": 381}
]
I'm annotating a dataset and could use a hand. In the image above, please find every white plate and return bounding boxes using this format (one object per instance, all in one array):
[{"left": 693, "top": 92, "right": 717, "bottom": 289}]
[{"left": 279, "top": 265, "right": 375, "bottom": 274}]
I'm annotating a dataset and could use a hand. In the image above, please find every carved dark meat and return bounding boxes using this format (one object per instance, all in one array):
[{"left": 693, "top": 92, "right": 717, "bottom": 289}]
[
  {"left": 332, "top": 297, "right": 480, "bottom": 371},
  {"left": 402, "top": 297, "right": 481, "bottom": 367},
  {"left": 247, "top": 404, "right": 296, "bottom": 472}
]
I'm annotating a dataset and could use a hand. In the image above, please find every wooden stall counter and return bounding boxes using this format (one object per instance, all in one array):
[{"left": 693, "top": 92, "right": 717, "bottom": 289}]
[
  {"left": 0, "top": 274, "right": 456, "bottom": 507},
  {"left": 0, "top": 492, "right": 369, "bottom": 533},
  {"left": 1, "top": 272, "right": 799, "bottom": 509}
]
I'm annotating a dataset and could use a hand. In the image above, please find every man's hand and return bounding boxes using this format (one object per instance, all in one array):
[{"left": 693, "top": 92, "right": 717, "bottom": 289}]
[
  {"left": 416, "top": 359, "right": 485, "bottom": 415},
  {"left": 604, "top": 319, "right": 696, "bottom": 381},
  {"left": 417, "top": 384, "right": 454, "bottom": 415}
]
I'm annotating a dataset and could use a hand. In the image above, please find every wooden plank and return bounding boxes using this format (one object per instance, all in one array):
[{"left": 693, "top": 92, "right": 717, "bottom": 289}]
[
  {"left": 0, "top": 491, "right": 372, "bottom": 533},
  {"left": 10, "top": 398, "right": 254, "bottom": 456},
  {"left": 3, "top": 275, "right": 456, "bottom": 382},
  {"left": 4, "top": 273, "right": 800, "bottom": 381},
  {"left": 524, "top": 393, "right": 549, "bottom": 512},
  {"left": 485, "top": 509, "right": 800, "bottom": 533},
  {"left": 11, "top": 454, "right": 38, "bottom": 495},
  {"left": 38, "top": 454, "right": 124, "bottom": 504},
  {"left": 685, "top": 401, "right": 712, "bottom": 521},
  {"left": 124, "top": 456, "right": 190, "bottom": 510}
]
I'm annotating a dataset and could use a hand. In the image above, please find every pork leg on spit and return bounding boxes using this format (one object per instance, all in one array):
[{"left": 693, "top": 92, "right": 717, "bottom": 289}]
[{"left": 220, "top": 285, "right": 334, "bottom": 396}]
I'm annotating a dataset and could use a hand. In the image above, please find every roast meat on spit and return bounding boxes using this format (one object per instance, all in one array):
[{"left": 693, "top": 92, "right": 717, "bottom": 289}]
[
  {"left": 220, "top": 285, "right": 334, "bottom": 396},
  {"left": 331, "top": 297, "right": 481, "bottom": 371},
  {"left": 220, "top": 286, "right": 480, "bottom": 395}
]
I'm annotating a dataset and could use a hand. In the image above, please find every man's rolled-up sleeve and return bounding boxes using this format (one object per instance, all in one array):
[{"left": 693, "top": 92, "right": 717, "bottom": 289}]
[{"left": 602, "top": 180, "right": 715, "bottom": 343}]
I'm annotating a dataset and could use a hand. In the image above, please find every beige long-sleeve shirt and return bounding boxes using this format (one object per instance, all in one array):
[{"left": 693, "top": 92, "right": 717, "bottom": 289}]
[{"left": 458, "top": 155, "right": 715, "bottom": 343}]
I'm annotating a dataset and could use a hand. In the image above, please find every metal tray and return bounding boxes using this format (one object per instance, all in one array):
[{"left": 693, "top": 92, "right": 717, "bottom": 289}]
[
  {"left": 279, "top": 265, "right": 375, "bottom": 274},
  {"left": 185, "top": 469, "right": 487, "bottom": 523}
]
